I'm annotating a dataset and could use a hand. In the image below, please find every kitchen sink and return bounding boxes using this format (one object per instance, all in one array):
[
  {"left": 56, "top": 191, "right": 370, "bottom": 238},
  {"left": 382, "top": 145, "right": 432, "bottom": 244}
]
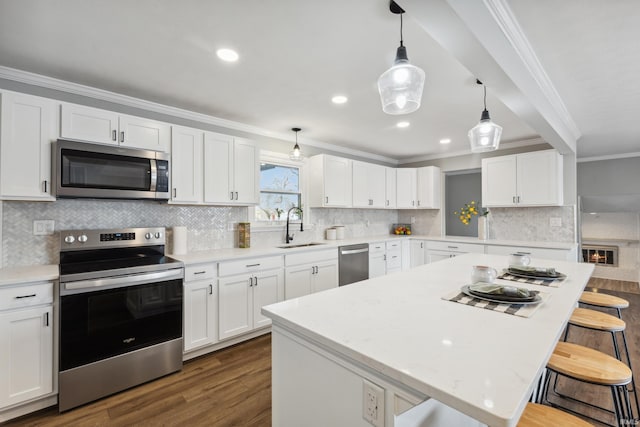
[{"left": 277, "top": 242, "right": 326, "bottom": 249}]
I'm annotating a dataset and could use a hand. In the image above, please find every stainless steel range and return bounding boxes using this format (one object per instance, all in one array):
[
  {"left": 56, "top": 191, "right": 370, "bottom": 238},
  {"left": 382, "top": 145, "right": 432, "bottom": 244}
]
[{"left": 57, "top": 227, "right": 184, "bottom": 412}]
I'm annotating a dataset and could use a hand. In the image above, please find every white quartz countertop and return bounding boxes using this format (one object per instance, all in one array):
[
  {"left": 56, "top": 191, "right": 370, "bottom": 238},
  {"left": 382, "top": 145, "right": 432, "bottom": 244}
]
[
  {"left": 262, "top": 254, "right": 594, "bottom": 427},
  {"left": 0, "top": 264, "right": 59, "bottom": 287}
]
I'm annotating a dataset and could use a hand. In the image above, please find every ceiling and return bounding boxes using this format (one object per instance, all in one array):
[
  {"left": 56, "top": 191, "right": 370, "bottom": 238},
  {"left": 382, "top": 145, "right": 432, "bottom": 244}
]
[{"left": 0, "top": 0, "right": 636, "bottom": 162}]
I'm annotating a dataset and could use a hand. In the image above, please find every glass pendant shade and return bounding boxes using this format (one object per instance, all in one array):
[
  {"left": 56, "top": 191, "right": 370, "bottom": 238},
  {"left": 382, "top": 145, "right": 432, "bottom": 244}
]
[
  {"left": 289, "top": 128, "right": 303, "bottom": 161},
  {"left": 468, "top": 109, "right": 502, "bottom": 153},
  {"left": 378, "top": 46, "right": 425, "bottom": 115}
]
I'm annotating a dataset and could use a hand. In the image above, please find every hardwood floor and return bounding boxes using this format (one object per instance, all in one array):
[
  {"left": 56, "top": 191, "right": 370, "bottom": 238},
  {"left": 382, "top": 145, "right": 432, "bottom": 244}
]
[{"left": 5, "top": 277, "right": 639, "bottom": 427}]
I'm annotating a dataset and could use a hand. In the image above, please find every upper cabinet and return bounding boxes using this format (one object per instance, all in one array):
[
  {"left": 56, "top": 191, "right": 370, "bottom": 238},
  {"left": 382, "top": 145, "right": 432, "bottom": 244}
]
[
  {"left": 308, "top": 155, "right": 352, "bottom": 207},
  {"left": 171, "top": 126, "right": 204, "bottom": 203},
  {"left": 0, "top": 91, "right": 57, "bottom": 201},
  {"left": 203, "top": 132, "right": 259, "bottom": 205},
  {"left": 385, "top": 167, "right": 397, "bottom": 209},
  {"left": 416, "top": 166, "right": 441, "bottom": 209},
  {"left": 396, "top": 168, "right": 417, "bottom": 209},
  {"left": 482, "top": 150, "right": 563, "bottom": 207},
  {"left": 60, "top": 103, "right": 170, "bottom": 152},
  {"left": 352, "top": 161, "right": 386, "bottom": 208}
]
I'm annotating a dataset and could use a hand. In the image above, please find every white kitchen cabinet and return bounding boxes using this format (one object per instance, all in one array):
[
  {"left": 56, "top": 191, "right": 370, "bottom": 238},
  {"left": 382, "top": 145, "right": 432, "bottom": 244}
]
[
  {"left": 385, "top": 167, "right": 397, "bottom": 208},
  {"left": 426, "top": 241, "right": 485, "bottom": 263},
  {"left": 0, "top": 282, "right": 53, "bottom": 409},
  {"left": 385, "top": 241, "right": 402, "bottom": 274},
  {"left": 284, "top": 249, "right": 338, "bottom": 299},
  {"left": 203, "top": 132, "right": 259, "bottom": 205},
  {"left": 60, "top": 103, "right": 170, "bottom": 151},
  {"left": 218, "top": 256, "right": 284, "bottom": 340},
  {"left": 352, "top": 161, "right": 386, "bottom": 208},
  {"left": 369, "top": 242, "right": 387, "bottom": 278},
  {"left": 410, "top": 240, "right": 426, "bottom": 268},
  {"left": 416, "top": 166, "right": 441, "bottom": 209},
  {"left": 482, "top": 150, "right": 563, "bottom": 207},
  {"left": 171, "top": 126, "right": 203, "bottom": 203},
  {"left": 396, "top": 168, "right": 417, "bottom": 209},
  {"left": 308, "top": 154, "right": 352, "bottom": 207},
  {"left": 183, "top": 264, "right": 218, "bottom": 352},
  {"left": 0, "top": 91, "right": 57, "bottom": 201},
  {"left": 485, "top": 244, "right": 576, "bottom": 262}
]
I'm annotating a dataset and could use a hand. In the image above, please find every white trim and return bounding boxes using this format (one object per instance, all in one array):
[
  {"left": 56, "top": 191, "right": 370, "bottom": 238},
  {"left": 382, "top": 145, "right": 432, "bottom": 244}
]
[
  {"left": 577, "top": 152, "right": 640, "bottom": 163},
  {"left": 0, "top": 66, "right": 397, "bottom": 164}
]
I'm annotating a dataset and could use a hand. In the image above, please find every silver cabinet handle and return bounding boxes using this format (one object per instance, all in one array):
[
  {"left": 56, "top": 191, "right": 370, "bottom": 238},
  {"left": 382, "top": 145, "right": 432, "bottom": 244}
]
[
  {"left": 517, "top": 196, "right": 521, "bottom": 203},
  {"left": 447, "top": 246, "right": 459, "bottom": 249},
  {"left": 325, "top": 196, "right": 329, "bottom": 204},
  {"left": 44, "top": 312, "right": 49, "bottom": 327},
  {"left": 420, "top": 242, "right": 423, "bottom": 249},
  {"left": 386, "top": 200, "right": 389, "bottom": 206},
  {"left": 15, "top": 294, "right": 36, "bottom": 299},
  {"left": 412, "top": 200, "right": 415, "bottom": 206},
  {"left": 235, "top": 191, "right": 238, "bottom": 200},
  {"left": 193, "top": 271, "right": 206, "bottom": 275},
  {"left": 173, "top": 188, "right": 177, "bottom": 198},
  {"left": 120, "top": 131, "right": 125, "bottom": 143},
  {"left": 417, "top": 200, "right": 421, "bottom": 206},
  {"left": 253, "top": 276, "right": 258, "bottom": 286},
  {"left": 209, "top": 284, "right": 213, "bottom": 295},
  {"left": 249, "top": 277, "right": 253, "bottom": 287},
  {"left": 43, "top": 180, "right": 48, "bottom": 193},
  {"left": 513, "top": 196, "right": 516, "bottom": 203},
  {"left": 383, "top": 254, "right": 387, "bottom": 261},
  {"left": 246, "top": 263, "right": 261, "bottom": 268},
  {"left": 112, "top": 130, "right": 117, "bottom": 141}
]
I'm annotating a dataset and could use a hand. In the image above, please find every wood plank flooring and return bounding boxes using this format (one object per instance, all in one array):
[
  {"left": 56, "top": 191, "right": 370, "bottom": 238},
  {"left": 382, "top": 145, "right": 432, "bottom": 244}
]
[{"left": 5, "top": 277, "right": 639, "bottom": 427}]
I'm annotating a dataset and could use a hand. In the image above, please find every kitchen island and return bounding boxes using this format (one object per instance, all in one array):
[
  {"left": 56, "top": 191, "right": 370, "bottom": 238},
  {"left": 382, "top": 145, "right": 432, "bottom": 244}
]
[{"left": 262, "top": 253, "right": 594, "bottom": 427}]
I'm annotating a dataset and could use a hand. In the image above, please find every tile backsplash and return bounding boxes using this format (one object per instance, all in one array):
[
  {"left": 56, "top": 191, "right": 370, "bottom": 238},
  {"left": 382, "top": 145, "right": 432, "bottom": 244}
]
[{"left": 487, "top": 206, "right": 575, "bottom": 242}]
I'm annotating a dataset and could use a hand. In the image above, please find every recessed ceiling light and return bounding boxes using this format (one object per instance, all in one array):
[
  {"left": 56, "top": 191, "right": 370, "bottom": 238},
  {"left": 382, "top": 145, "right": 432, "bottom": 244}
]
[
  {"left": 216, "top": 48, "right": 239, "bottom": 62},
  {"left": 396, "top": 121, "right": 410, "bottom": 128},
  {"left": 331, "top": 95, "right": 348, "bottom": 104},
  {"left": 439, "top": 138, "right": 451, "bottom": 144}
]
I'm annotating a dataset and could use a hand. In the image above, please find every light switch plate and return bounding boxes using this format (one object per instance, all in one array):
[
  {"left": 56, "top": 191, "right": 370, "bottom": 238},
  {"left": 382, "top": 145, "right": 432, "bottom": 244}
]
[
  {"left": 33, "top": 220, "right": 55, "bottom": 235},
  {"left": 550, "top": 217, "right": 562, "bottom": 227}
]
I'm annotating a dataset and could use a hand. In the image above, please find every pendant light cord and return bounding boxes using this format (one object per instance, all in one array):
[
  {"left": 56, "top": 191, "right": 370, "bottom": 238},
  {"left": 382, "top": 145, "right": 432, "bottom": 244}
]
[
  {"left": 399, "top": 13, "right": 404, "bottom": 47},
  {"left": 483, "top": 84, "right": 487, "bottom": 111}
]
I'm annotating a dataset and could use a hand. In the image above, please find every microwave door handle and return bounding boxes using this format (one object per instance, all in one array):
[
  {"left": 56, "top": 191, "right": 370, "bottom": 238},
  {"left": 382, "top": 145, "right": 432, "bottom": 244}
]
[{"left": 150, "top": 159, "right": 158, "bottom": 192}]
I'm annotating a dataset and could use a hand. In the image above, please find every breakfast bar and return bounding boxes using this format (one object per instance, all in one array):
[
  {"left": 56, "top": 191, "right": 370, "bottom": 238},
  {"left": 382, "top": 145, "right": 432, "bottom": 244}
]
[{"left": 262, "top": 254, "right": 595, "bottom": 427}]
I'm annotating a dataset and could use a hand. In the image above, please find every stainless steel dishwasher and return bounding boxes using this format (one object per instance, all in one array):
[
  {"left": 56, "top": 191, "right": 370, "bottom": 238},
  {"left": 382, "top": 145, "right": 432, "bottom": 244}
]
[{"left": 338, "top": 243, "right": 369, "bottom": 286}]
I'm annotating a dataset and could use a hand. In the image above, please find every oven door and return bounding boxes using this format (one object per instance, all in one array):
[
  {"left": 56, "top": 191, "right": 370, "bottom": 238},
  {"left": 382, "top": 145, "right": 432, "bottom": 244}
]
[{"left": 59, "top": 270, "right": 183, "bottom": 372}]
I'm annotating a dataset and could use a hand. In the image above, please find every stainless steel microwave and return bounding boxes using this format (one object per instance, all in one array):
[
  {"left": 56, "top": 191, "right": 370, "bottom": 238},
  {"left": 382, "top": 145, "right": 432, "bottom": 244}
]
[{"left": 53, "top": 140, "right": 170, "bottom": 200}]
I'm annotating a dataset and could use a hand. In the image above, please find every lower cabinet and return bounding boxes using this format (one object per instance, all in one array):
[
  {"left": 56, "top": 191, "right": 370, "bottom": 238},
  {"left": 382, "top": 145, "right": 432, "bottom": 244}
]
[
  {"left": 218, "top": 256, "right": 284, "bottom": 340},
  {"left": 485, "top": 244, "right": 576, "bottom": 261},
  {"left": 426, "top": 241, "right": 485, "bottom": 263},
  {"left": 369, "top": 243, "right": 387, "bottom": 279},
  {"left": 410, "top": 240, "right": 427, "bottom": 268},
  {"left": 284, "top": 249, "right": 338, "bottom": 299},
  {"left": 0, "top": 282, "right": 53, "bottom": 409},
  {"left": 183, "top": 263, "right": 218, "bottom": 352}
]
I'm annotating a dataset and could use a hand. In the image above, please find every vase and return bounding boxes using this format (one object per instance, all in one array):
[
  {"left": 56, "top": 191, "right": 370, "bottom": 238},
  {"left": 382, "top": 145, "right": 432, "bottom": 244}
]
[{"left": 478, "top": 216, "right": 488, "bottom": 240}]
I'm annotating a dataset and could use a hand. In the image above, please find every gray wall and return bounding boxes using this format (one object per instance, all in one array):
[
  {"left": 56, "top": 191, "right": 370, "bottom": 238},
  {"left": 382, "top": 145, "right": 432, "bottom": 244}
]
[
  {"left": 445, "top": 172, "right": 482, "bottom": 237},
  {"left": 578, "top": 157, "right": 640, "bottom": 212}
]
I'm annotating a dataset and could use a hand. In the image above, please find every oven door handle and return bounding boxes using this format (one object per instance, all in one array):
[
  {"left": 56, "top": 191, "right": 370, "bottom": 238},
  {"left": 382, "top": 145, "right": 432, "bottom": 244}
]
[{"left": 63, "top": 269, "right": 184, "bottom": 292}]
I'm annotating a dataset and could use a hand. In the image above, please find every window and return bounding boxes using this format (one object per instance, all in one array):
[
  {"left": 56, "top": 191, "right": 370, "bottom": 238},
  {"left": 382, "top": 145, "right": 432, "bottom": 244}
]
[{"left": 255, "top": 162, "right": 302, "bottom": 222}]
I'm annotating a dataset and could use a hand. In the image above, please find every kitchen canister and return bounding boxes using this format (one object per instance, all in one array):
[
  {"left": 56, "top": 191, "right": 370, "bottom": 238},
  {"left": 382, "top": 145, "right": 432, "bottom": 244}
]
[
  {"left": 238, "top": 222, "right": 250, "bottom": 248},
  {"left": 172, "top": 226, "right": 187, "bottom": 255},
  {"left": 334, "top": 226, "right": 345, "bottom": 240},
  {"left": 326, "top": 228, "right": 337, "bottom": 240}
]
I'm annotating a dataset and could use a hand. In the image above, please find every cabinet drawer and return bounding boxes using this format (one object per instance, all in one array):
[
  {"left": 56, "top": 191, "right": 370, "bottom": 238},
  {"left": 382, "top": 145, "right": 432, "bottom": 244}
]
[
  {"left": 386, "top": 251, "right": 402, "bottom": 269},
  {"left": 369, "top": 242, "right": 386, "bottom": 254},
  {"left": 219, "top": 255, "right": 283, "bottom": 276},
  {"left": 285, "top": 249, "right": 338, "bottom": 267},
  {"left": 427, "top": 241, "right": 485, "bottom": 253},
  {"left": 486, "top": 245, "right": 570, "bottom": 261},
  {"left": 385, "top": 241, "right": 402, "bottom": 252},
  {"left": 185, "top": 263, "right": 217, "bottom": 282},
  {"left": 0, "top": 282, "right": 53, "bottom": 311}
]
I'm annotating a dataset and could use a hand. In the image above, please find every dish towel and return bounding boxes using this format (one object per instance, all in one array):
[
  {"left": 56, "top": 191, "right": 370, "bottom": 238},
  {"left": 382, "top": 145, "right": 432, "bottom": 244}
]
[
  {"left": 498, "top": 272, "right": 564, "bottom": 287},
  {"left": 442, "top": 289, "right": 550, "bottom": 318}
]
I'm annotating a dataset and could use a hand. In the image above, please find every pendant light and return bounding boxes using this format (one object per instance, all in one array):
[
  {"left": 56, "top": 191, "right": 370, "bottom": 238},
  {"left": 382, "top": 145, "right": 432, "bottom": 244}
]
[
  {"left": 290, "top": 127, "right": 303, "bottom": 161},
  {"left": 468, "top": 80, "right": 502, "bottom": 153},
  {"left": 377, "top": 1, "right": 426, "bottom": 115}
]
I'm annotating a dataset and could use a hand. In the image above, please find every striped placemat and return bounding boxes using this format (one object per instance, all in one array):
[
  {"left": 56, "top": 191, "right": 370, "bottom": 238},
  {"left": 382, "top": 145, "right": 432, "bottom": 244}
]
[
  {"left": 442, "top": 289, "right": 550, "bottom": 318},
  {"left": 498, "top": 271, "right": 564, "bottom": 288}
]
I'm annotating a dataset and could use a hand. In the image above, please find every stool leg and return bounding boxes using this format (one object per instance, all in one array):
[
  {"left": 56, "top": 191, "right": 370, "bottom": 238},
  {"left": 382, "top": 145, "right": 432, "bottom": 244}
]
[{"left": 619, "top": 330, "right": 640, "bottom": 419}]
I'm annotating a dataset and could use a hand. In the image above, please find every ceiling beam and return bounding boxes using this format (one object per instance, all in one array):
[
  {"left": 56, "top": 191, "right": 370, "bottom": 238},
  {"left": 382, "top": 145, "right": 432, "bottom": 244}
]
[{"left": 400, "top": 0, "right": 580, "bottom": 155}]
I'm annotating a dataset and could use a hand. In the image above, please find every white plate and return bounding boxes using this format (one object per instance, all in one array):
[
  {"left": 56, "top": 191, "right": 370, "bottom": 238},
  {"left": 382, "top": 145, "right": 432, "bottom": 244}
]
[
  {"left": 461, "top": 285, "right": 542, "bottom": 305},
  {"left": 505, "top": 269, "right": 566, "bottom": 281}
]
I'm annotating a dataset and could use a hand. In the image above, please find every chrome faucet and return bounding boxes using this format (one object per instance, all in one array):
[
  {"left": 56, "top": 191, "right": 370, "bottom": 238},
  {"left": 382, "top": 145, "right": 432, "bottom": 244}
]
[{"left": 285, "top": 206, "right": 303, "bottom": 244}]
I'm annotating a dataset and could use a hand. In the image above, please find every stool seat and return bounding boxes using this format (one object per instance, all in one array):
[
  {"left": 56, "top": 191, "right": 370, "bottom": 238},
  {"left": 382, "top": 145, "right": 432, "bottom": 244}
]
[
  {"left": 549, "top": 342, "right": 632, "bottom": 386},
  {"left": 518, "top": 403, "right": 592, "bottom": 426},
  {"left": 580, "top": 291, "right": 629, "bottom": 309},
  {"left": 569, "top": 307, "right": 626, "bottom": 332}
]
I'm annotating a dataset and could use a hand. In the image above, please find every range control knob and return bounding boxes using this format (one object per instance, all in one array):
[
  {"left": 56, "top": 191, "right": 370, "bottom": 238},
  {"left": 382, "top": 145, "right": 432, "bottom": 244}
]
[
  {"left": 78, "top": 235, "right": 88, "bottom": 243},
  {"left": 155, "top": 232, "right": 161, "bottom": 239},
  {"left": 145, "top": 233, "right": 152, "bottom": 240},
  {"left": 64, "top": 235, "right": 75, "bottom": 244}
]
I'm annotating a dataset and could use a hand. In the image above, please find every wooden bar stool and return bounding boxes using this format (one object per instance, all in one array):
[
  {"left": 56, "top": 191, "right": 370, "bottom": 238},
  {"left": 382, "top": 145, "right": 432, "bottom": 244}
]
[
  {"left": 542, "top": 341, "right": 634, "bottom": 427},
  {"left": 518, "top": 402, "right": 592, "bottom": 426},
  {"left": 579, "top": 291, "right": 629, "bottom": 318}
]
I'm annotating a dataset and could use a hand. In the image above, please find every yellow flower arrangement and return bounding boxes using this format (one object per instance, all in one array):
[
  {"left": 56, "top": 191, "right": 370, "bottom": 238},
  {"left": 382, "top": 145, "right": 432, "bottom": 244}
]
[{"left": 453, "top": 201, "right": 488, "bottom": 226}]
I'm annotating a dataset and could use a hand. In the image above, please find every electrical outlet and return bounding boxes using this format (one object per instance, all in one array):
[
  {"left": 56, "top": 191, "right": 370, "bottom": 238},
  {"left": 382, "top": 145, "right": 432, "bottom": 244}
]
[
  {"left": 410, "top": 216, "right": 416, "bottom": 224},
  {"left": 550, "top": 217, "right": 562, "bottom": 227},
  {"left": 363, "top": 380, "right": 385, "bottom": 427},
  {"left": 33, "top": 220, "right": 55, "bottom": 236}
]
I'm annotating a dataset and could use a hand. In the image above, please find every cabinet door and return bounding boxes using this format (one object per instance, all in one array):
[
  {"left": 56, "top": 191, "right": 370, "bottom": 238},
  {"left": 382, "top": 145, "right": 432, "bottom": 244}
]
[
  {"left": 416, "top": 166, "right": 441, "bottom": 209},
  {"left": 481, "top": 155, "right": 517, "bottom": 206},
  {"left": 203, "top": 131, "right": 233, "bottom": 203},
  {"left": 171, "top": 126, "right": 203, "bottom": 203},
  {"left": 324, "top": 156, "right": 352, "bottom": 207},
  {"left": 426, "top": 251, "right": 454, "bottom": 263},
  {"left": 313, "top": 260, "right": 339, "bottom": 293},
  {"left": 369, "top": 252, "right": 386, "bottom": 278},
  {"left": 119, "top": 115, "right": 170, "bottom": 152},
  {"left": 285, "top": 265, "right": 313, "bottom": 300},
  {"left": 0, "top": 92, "right": 56, "bottom": 200},
  {"left": 396, "top": 168, "right": 417, "bottom": 208},
  {"left": 252, "top": 269, "right": 284, "bottom": 329},
  {"left": 352, "top": 161, "right": 370, "bottom": 208},
  {"left": 60, "top": 103, "right": 118, "bottom": 145},
  {"left": 369, "top": 163, "right": 386, "bottom": 208},
  {"left": 385, "top": 167, "right": 397, "bottom": 208},
  {"left": 183, "top": 280, "right": 218, "bottom": 351},
  {"left": 218, "top": 275, "right": 253, "bottom": 340},
  {"left": 0, "top": 306, "right": 53, "bottom": 407},
  {"left": 233, "top": 138, "right": 259, "bottom": 205},
  {"left": 410, "top": 240, "right": 425, "bottom": 267},
  {"left": 516, "top": 151, "right": 563, "bottom": 206}
]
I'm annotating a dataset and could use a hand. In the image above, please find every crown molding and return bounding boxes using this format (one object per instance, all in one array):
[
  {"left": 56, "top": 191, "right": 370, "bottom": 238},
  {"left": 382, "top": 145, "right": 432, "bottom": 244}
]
[
  {"left": 0, "top": 66, "right": 397, "bottom": 164},
  {"left": 577, "top": 152, "right": 640, "bottom": 163}
]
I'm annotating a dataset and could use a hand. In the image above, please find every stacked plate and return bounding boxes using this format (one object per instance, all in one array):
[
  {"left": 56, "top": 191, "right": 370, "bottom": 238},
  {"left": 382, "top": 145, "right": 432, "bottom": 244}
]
[
  {"left": 507, "top": 266, "right": 566, "bottom": 281},
  {"left": 461, "top": 283, "right": 542, "bottom": 305}
]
